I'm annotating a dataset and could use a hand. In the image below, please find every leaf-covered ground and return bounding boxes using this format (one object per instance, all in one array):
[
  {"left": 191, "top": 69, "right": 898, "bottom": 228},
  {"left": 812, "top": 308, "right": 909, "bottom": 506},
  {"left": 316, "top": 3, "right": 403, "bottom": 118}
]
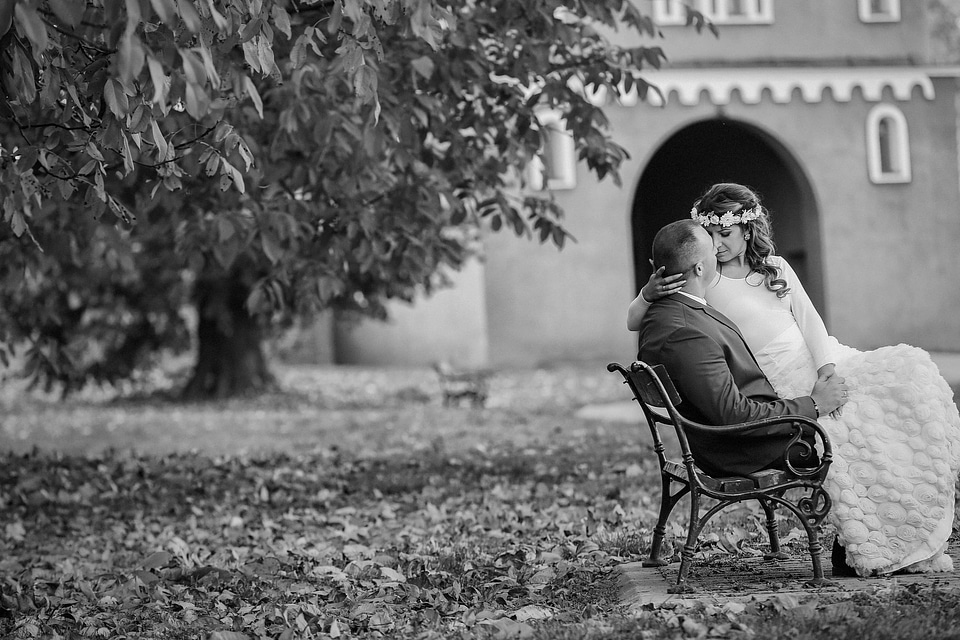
[{"left": 2, "top": 364, "right": 960, "bottom": 639}]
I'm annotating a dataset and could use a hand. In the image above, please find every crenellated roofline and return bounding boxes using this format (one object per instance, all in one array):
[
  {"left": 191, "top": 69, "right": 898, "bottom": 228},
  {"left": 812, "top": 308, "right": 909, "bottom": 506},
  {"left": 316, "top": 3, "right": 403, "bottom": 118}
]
[{"left": 573, "top": 66, "right": 960, "bottom": 107}]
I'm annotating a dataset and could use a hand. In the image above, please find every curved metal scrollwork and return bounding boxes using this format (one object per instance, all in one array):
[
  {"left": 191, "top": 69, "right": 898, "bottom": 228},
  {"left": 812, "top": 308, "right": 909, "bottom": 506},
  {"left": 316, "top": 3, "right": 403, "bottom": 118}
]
[
  {"left": 796, "top": 486, "right": 832, "bottom": 527},
  {"left": 783, "top": 422, "right": 825, "bottom": 478}
]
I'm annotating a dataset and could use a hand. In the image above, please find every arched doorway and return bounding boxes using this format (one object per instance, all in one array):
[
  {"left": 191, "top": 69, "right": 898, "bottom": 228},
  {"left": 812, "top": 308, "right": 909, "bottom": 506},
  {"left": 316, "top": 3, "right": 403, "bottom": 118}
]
[{"left": 631, "top": 118, "right": 825, "bottom": 313}]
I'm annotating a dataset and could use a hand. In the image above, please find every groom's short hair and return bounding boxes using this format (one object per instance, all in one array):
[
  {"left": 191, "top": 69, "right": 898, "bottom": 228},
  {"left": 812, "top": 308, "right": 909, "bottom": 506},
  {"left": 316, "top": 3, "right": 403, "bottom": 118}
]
[{"left": 652, "top": 219, "right": 704, "bottom": 275}]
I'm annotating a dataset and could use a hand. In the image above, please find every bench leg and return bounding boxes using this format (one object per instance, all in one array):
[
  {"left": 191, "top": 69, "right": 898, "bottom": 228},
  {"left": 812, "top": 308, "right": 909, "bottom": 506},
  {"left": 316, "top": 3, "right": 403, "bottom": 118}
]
[
  {"left": 667, "top": 490, "right": 700, "bottom": 594},
  {"left": 769, "top": 491, "right": 835, "bottom": 587},
  {"left": 760, "top": 499, "right": 789, "bottom": 561},
  {"left": 643, "top": 476, "right": 680, "bottom": 568},
  {"left": 803, "top": 525, "right": 834, "bottom": 587}
]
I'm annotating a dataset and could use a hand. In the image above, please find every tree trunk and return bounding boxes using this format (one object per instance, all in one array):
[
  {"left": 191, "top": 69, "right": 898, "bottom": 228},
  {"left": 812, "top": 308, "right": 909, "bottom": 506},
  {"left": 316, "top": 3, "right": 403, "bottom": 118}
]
[{"left": 182, "top": 271, "right": 275, "bottom": 399}]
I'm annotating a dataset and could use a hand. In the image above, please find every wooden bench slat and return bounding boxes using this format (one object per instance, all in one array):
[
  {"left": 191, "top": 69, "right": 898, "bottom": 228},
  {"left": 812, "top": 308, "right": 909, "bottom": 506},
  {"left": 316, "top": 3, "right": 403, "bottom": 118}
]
[{"left": 663, "top": 461, "right": 786, "bottom": 492}]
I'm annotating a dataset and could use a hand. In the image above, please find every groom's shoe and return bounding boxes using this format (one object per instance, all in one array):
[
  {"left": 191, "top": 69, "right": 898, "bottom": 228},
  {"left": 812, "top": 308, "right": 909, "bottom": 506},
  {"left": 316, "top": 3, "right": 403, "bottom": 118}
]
[{"left": 831, "top": 538, "right": 857, "bottom": 577}]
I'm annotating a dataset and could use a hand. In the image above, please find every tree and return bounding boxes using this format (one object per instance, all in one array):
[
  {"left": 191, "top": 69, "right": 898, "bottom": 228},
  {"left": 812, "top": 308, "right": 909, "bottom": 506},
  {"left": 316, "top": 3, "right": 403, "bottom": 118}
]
[{"left": 0, "top": 0, "right": 709, "bottom": 398}]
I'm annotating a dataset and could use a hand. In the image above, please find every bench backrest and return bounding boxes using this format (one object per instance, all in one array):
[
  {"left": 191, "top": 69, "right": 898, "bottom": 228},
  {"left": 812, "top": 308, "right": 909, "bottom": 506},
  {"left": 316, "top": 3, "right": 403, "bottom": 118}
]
[
  {"left": 607, "top": 361, "right": 692, "bottom": 468},
  {"left": 625, "top": 362, "right": 681, "bottom": 409}
]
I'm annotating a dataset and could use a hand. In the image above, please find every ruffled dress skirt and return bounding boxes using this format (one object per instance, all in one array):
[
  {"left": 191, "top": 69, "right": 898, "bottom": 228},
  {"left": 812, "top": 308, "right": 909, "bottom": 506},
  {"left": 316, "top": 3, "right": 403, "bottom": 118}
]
[{"left": 755, "top": 325, "right": 960, "bottom": 576}]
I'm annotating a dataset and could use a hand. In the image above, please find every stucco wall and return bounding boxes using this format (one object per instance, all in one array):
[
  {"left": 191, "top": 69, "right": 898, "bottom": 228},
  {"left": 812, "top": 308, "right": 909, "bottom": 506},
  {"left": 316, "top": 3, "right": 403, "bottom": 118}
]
[
  {"left": 481, "top": 180, "right": 639, "bottom": 367},
  {"left": 334, "top": 259, "right": 490, "bottom": 367},
  {"left": 796, "top": 79, "right": 960, "bottom": 349},
  {"left": 625, "top": 0, "right": 931, "bottom": 63}
]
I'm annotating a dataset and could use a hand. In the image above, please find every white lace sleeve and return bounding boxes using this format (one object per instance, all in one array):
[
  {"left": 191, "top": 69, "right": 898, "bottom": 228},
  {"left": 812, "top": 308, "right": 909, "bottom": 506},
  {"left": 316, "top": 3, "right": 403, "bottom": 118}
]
[
  {"left": 775, "top": 256, "right": 834, "bottom": 369},
  {"left": 626, "top": 291, "right": 652, "bottom": 331}
]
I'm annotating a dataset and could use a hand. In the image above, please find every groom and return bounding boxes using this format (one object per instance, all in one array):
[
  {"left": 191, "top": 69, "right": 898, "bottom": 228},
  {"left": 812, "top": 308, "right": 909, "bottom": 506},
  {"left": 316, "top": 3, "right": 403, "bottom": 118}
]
[{"left": 636, "top": 219, "right": 847, "bottom": 477}]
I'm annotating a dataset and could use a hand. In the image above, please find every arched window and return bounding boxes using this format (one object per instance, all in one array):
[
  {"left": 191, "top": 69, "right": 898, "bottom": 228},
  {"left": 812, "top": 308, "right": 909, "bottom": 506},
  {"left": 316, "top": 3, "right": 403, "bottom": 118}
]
[
  {"left": 526, "top": 111, "right": 576, "bottom": 191},
  {"left": 858, "top": 0, "right": 900, "bottom": 22},
  {"left": 866, "top": 104, "right": 911, "bottom": 184}
]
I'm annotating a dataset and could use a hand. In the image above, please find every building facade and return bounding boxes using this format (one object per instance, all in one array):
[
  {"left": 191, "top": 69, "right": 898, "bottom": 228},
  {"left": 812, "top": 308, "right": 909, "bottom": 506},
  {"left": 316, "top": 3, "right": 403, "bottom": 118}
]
[{"left": 329, "top": 0, "right": 960, "bottom": 368}]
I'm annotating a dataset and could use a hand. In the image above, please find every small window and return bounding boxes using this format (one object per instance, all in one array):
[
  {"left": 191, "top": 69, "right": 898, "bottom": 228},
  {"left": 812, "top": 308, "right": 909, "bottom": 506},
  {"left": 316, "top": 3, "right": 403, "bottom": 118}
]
[
  {"left": 526, "top": 111, "right": 576, "bottom": 191},
  {"left": 866, "top": 104, "right": 911, "bottom": 184},
  {"left": 859, "top": 0, "right": 900, "bottom": 22},
  {"left": 704, "top": 0, "right": 773, "bottom": 24},
  {"left": 652, "top": 0, "right": 688, "bottom": 25},
  {"left": 654, "top": 0, "right": 773, "bottom": 25}
]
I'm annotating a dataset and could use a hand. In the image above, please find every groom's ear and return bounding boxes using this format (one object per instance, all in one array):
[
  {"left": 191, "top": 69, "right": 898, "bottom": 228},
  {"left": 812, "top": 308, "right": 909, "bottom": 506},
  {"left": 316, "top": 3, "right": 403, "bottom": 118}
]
[{"left": 693, "top": 261, "right": 703, "bottom": 276}]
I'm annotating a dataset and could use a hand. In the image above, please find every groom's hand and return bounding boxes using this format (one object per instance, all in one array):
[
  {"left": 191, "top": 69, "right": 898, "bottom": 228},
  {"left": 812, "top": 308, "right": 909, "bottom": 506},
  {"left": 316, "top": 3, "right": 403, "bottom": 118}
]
[{"left": 811, "top": 372, "right": 848, "bottom": 416}]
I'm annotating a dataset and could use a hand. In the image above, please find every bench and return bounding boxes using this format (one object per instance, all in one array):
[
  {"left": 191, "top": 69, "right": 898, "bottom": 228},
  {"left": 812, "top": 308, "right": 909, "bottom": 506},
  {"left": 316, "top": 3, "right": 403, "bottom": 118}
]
[
  {"left": 607, "top": 360, "right": 834, "bottom": 593},
  {"left": 433, "top": 362, "right": 491, "bottom": 408}
]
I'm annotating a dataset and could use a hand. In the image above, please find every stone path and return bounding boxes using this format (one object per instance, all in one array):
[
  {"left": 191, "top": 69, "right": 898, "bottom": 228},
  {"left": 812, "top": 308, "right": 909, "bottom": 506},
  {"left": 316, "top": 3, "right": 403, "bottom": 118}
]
[{"left": 618, "top": 538, "right": 960, "bottom": 609}]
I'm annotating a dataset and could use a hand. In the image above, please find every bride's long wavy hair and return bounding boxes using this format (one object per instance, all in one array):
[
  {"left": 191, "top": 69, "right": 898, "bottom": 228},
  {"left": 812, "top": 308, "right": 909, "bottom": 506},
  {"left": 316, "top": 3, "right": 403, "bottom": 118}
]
[{"left": 694, "top": 183, "right": 791, "bottom": 298}]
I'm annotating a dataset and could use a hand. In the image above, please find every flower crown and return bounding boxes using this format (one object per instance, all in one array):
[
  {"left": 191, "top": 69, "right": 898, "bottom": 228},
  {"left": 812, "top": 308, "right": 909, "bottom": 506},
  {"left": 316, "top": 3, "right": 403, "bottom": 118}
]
[{"left": 690, "top": 204, "right": 763, "bottom": 228}]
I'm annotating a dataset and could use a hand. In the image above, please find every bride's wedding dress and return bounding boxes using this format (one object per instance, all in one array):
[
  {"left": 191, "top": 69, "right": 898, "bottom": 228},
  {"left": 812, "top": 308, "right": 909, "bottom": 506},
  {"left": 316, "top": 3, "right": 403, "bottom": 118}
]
[{"left": 710, "top": 256, "right": 960, "bottom": 576}]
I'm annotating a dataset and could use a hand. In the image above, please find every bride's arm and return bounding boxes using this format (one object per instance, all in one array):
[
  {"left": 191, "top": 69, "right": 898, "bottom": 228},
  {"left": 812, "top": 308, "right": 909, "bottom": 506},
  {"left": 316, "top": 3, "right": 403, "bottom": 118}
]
[
  {"left": 626, "top": 292, "right": 651, "bottom": 331},
  {"left": 627, "top": 267, "right": 685, "bottom": 330},
  {"left": 776, "top": 257, "right": 835, "bottom": 372}
]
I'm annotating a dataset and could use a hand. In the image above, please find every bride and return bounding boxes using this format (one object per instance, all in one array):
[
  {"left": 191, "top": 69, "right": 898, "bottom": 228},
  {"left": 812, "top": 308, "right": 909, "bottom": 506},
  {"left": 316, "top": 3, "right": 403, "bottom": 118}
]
[{"left": 627, "top": 182, "right": 960, "bottom": 577}]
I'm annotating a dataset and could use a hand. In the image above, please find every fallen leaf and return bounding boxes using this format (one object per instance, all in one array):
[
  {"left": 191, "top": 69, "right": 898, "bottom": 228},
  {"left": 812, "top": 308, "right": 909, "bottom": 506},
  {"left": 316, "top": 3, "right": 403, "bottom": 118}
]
[
  {"left": 513, "top": 604, "right": 552, "bottom": 621},
  {"left": 209, "top": 632, "right": 250, "bottom": 640},
  {"left": 142, "top": 551, "right": 173, "bottom": 570}
]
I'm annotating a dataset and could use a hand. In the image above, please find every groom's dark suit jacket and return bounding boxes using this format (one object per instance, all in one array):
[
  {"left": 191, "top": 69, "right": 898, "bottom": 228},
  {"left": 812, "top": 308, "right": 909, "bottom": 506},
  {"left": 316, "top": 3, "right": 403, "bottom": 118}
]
[{"left": 637, "top": 294, "right": 818, "bottom": 477}]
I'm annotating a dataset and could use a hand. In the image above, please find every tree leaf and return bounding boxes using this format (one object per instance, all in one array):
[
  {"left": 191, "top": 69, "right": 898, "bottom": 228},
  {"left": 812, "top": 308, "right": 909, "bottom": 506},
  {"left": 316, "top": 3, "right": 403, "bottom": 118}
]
[
  {"left": 150, "top": 120, "right": 168, "bottom": 160},
  {"left": 108, "top": 195, "right": 135, "bottom": 224},
  {"left": 205, "top": 151, "right": 220, "bottom": 176},
  {"left": 13, "top": 3, "right": 48, "bottom": 57},
  {"left": 104, "top": 79, "right": 129, "bottom": 119},
  {"left": 290, "top": 33, "right": 308, "bottom": 68},
  {"left": 219, "top": 158, "right": 245, "bottom": 193},
  {"left": 180, "top": 48, "right": 206, "bottom": 86},
  {"left": 48, "top": 0, "right": 86, "bottom": 27},
  {"left": 120, "top": 132, "right": 135, "bottom": 175},
  {"left": 242, "top": 38, "right": 261, "bottom": 73},
  {"left": 118, "top": 30, "right": 146, "bottom": 89},
  {"left": 184, "top": 82, "right": 210, "bottom": 120},
  {"left": 242, "top": 75, "right": 263, "bottom": 119},
  {"left": 200, "top": 0, "right": 228, "bottom": 29},
  {"left": 411, "top": 56, "right": 434, "bottom": 79},
  {"left": 0, "top": 2, "right": 13, "bottom": 38},
  {"left": 124, "top": 0, "right": 142, "bottom": 23},
  {"left": 354, "top": 64, "right": 378, "bottom": 102},
  {"left": 147, "top": 56, "right": 169, "bottom": 106},
  {"left": 10, "top": 211, "right": 27, "bottom": 237},
  {"left": 260, "top": 229, "right": 281, "bottom": 264},
  {"left": 176, "top": 0, "right": 202, "bottom": 32},
  {"left": 256, "top": 35, "right": 276, "bottom": 76},
  {"left": 194, "top": 43, "right": 221, "bottom": 87},
  {"left": 328, "top": 0, "right": 342, "bottom": 34},
  {"left": 217, "top": 216, "right": 235, "bottom": 240},
  {"left": 271, "top": 4, "right": 291, "bottom": 38},
  {"left": 12, "top": 45, "right": 37, "bottom": 104},
  {"left": 148, "top": 0, "right": 176, "bottom": 23}
]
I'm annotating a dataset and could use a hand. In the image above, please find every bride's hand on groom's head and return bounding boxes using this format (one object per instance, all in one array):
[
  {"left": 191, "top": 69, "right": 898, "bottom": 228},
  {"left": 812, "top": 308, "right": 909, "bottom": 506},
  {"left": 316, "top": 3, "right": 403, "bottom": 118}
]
[{"left": 642, "top": 266, "right": 686, "bottom": 302}]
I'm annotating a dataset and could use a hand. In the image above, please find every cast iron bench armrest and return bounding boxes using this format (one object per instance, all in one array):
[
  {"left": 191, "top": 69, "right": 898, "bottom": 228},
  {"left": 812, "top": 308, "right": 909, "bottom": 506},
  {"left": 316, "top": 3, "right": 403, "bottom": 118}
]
[{"left": 680, "top": 414, "right": 832, "bottom": 480}]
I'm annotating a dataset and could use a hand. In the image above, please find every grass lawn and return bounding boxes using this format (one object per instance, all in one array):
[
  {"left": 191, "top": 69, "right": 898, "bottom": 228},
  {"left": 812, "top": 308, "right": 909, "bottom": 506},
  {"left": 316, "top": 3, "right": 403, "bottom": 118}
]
[{"left": 2, "top": 362, "right": 959, "bottom": 639}]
